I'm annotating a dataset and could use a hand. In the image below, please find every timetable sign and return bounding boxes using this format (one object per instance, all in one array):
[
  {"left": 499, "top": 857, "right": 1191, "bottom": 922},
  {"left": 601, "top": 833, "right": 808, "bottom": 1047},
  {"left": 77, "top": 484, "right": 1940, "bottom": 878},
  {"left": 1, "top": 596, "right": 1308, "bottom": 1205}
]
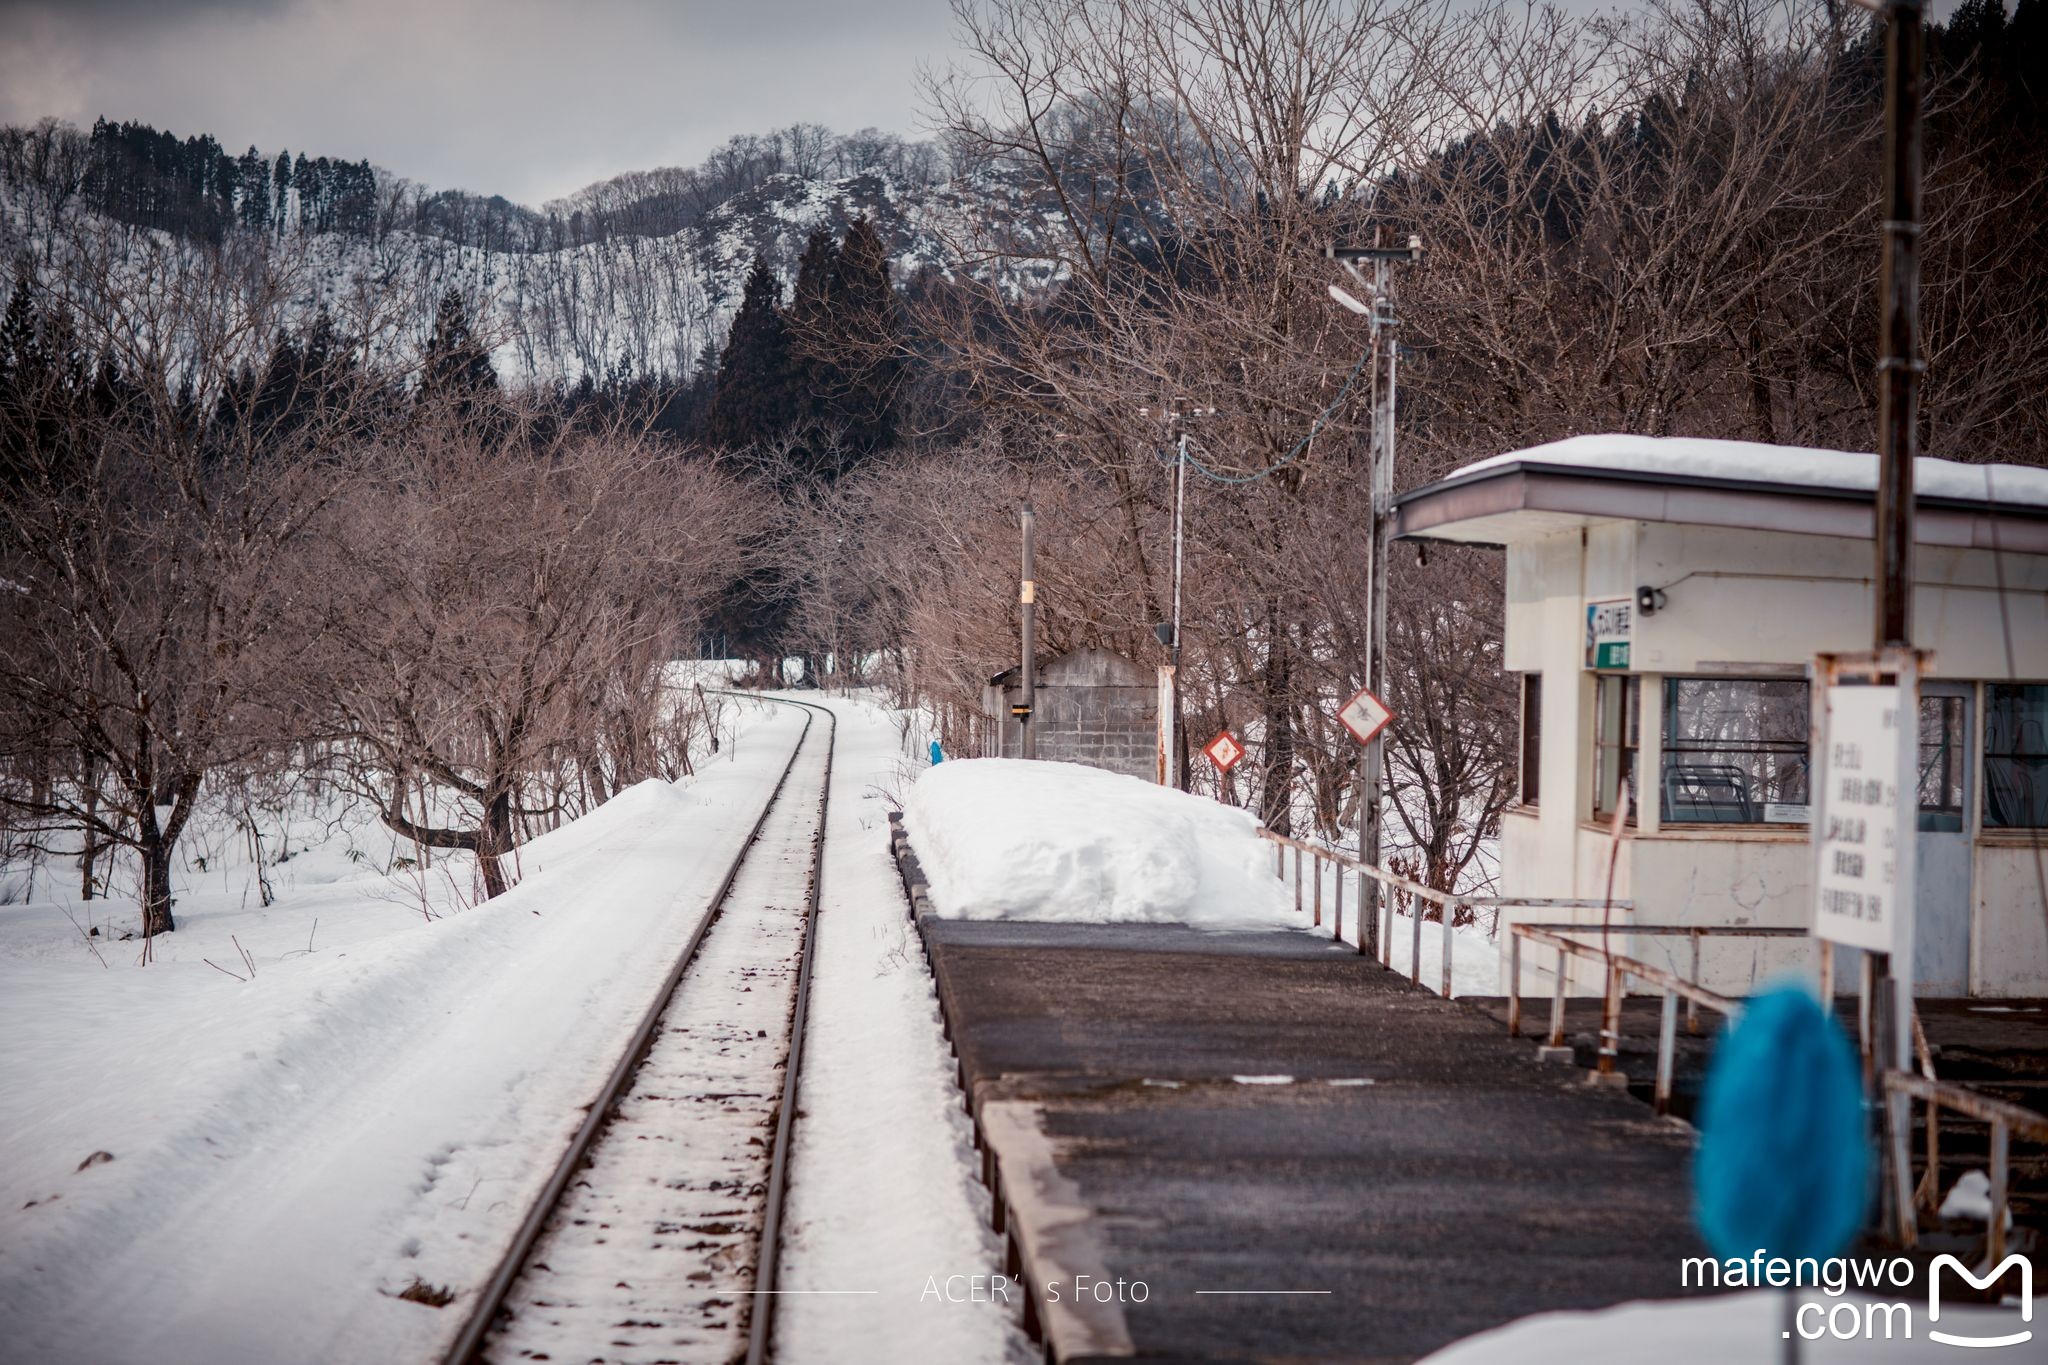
[{"left": 1812, "top": 684, "right": 1906, "bottom": 953}]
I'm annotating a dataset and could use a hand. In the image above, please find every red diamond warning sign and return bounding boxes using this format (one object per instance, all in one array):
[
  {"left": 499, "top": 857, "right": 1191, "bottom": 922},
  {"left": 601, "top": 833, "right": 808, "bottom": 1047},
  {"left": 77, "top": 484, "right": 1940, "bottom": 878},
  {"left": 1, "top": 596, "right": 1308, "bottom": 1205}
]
[
  {"left": 1338, "top": 685, "right": 1394, "bottom": 746},
  {"left": 1202, "top": 730, "right": 1245, "bottom": 773}
]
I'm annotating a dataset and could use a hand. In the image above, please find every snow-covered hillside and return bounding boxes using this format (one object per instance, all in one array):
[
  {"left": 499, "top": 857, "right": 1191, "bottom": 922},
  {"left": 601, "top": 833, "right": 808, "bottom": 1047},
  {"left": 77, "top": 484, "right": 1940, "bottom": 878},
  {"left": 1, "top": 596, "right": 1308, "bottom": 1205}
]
[{"left": 0, "top": 156, "right": 1058, "bottom": 390}]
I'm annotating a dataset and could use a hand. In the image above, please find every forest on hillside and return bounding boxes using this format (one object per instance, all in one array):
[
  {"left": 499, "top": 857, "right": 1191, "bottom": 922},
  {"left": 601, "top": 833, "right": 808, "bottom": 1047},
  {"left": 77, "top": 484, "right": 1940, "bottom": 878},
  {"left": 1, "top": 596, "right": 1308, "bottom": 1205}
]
[{"left": 3, "top": 0, "right": 2045, "bottom": 935}]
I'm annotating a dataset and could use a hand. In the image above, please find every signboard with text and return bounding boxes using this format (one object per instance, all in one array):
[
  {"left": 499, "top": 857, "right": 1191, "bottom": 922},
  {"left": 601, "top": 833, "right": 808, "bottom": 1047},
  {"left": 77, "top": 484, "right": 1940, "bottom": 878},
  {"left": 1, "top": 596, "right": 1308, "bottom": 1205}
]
[
  {"left": 1586, "top": 599, "right": 1632, "bottom": 669},
  {"left": 1811, "top": 681, "right": 1912, "bottom": 955}
]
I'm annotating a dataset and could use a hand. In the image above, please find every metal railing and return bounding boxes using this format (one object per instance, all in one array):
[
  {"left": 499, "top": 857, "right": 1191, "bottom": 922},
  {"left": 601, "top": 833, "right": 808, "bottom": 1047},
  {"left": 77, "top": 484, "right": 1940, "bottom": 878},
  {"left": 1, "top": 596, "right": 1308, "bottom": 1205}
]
[
  {"left": 1507, "top": 921, "right": 1808, "bottom": 1114},
  {"left": 1256, "top": 828, "right": 1627, "bottom": 999},
  {"left": 1884, "top": 1070, "right": 2048, "bottom": 1260}
]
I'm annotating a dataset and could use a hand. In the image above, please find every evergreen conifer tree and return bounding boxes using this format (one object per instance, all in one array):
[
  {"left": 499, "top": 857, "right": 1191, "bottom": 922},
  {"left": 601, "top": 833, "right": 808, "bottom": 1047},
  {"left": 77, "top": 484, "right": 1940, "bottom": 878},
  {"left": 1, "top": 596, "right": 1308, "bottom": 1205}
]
[
  {"left": 705, "top": 255, "right": 801, "bottom": 450},
  {"left": 418, "top": 289, "right": 498, "bottom": 421},
  {"left": 821, "top": 215, "right": 902, "bottom": 465}
]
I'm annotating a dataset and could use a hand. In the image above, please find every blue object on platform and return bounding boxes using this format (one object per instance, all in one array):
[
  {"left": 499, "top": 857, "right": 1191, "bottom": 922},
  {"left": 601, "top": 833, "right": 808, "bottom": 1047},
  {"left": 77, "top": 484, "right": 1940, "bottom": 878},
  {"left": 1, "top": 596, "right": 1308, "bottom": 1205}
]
[
  {"left": 1693, "top": 982, "right": 1869, "bottom": 1262},
  {"left": 928, "top": 740, "right": 943, "bottom": 765}
]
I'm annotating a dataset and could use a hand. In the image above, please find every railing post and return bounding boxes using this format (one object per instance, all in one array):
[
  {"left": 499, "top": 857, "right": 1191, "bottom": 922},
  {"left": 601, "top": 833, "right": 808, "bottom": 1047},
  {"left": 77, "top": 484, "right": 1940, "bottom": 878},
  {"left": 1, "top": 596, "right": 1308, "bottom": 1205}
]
[
  {"left": 1549, "top": 946, "right": 1568, "bottom": 1048},
  {"left": 1380, "top": 891, "right": 1391, "bottom": 966},
  {"left": 1686, "top": 930, "right": 1702, "bottom": 1036},
  {"left": 1598, "top": 963, "right": 1622, "bottom": 1076},
  {"left": 1293, "top": 846, "right": 1302, "bottom": 915},
  {"left": 1409, "top": 895, "right": 1423, "bottom": 986},
  {"left": 1989, "top": 1118, "right": 2009, "bottom": 1264},
  {"left": 1888, "top": 1076, "right": 1918, "bottom": 1249},
  {"left": 1334, "top": 867, "right": 1345, "bottom": 943},
  {"left": 1924, "top": 1094, "right": 1940, "bottom": 1218},
  {"left": 1655, "top": 989, "right": 1678, "bottom": 1116},
  {"left": 1440, "top": 897, "right": 1457, "bottom": 998},
  {"left": 1313, "top": 853, "right": 1323, "bottom": 927},
  {"left": 1508, "top": 933, "right": 1523, "bottom": 1037},
  {"left": 1275, "top": 836, "right": 1284, "bottom": 879}
]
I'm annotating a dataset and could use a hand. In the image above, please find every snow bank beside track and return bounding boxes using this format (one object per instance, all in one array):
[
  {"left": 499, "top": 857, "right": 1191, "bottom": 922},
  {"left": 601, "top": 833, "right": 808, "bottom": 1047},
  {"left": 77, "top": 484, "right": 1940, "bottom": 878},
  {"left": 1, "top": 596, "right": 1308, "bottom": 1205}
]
[
  {"left": 0, "top": 705, "right": 807, "bottom": 1365},
  {"left": 903, "top": 759, "right": 1292, "bottom": 929}
]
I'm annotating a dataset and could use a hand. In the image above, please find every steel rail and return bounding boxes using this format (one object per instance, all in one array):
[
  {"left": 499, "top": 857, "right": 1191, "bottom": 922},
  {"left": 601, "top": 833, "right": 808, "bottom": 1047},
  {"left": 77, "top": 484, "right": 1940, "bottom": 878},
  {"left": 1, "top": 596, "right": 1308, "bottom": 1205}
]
[
  {"left": 440, "top": 691, "right": 834, "bottom": 1365},
  {"left": 743, "top": 695, "right": 834, "bottom": 1365}
]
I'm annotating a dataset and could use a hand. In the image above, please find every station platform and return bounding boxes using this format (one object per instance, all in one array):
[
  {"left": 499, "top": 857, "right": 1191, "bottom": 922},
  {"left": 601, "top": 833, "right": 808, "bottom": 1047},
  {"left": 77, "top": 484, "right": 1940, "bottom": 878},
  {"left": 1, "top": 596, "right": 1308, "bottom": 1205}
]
[{"left": 916, "top": 917, "right": 1713, "bottom": 1364}]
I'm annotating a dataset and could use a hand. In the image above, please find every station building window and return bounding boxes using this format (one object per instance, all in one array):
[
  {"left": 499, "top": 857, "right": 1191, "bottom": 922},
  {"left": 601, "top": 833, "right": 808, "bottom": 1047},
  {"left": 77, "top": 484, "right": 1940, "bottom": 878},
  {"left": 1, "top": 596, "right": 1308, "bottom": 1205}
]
[
  {"left": 1660, "top": 677, "right": 1809, "bottom": 825},
  {"left": 1519, "top": 674, "right": 1541, "bottom": 806},
  {"left": 1593, "top": 674, "right": 1637, "bottom": 821},
  {"left": 1918, "top": 693, "right": 1966, "bottom": 833},
  {"left": 1985, "top": 683, "right": 2048, "bottom": 829}
]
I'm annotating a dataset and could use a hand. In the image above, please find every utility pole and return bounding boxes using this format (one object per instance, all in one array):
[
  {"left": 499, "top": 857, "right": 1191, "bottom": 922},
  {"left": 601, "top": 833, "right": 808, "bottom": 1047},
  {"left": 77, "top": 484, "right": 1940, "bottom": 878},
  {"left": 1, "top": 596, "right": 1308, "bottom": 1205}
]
[
  {"left": 1017, "top": 501, "right": 1037, "bottom": 759},
  {"left": 1875, "top": 0, "right": 1922, "bottom": 655},
  {"left": 1327, "top": 235, "right": 1422, "bottom": 956},
  {"left": 1870, "top": 0, "right": 1925, "bottom": 1239},
  {"left": 1139, "top": 402, "right": 1214, "bottom": 790}
]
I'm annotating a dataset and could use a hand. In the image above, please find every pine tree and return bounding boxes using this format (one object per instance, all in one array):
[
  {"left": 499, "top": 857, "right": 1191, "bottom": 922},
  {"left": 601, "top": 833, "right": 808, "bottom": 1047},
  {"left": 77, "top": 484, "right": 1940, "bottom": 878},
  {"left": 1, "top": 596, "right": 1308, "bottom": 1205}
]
[
  {"left": 705, "top": 255, "right": 801, "bottom": 450},
  {"left": 820, "top": 216, "right": 902, "bottom": 466},
  {"left": 418, "top": 289, "right": 498, "bottom": 421}
]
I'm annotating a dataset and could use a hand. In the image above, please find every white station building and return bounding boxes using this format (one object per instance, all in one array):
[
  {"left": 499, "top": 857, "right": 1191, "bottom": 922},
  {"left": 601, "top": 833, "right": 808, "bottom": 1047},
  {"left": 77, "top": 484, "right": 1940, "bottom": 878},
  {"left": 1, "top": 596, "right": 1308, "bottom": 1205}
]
[{"left": 1394, "top": 435, "right": 2048, "bottom": 999}]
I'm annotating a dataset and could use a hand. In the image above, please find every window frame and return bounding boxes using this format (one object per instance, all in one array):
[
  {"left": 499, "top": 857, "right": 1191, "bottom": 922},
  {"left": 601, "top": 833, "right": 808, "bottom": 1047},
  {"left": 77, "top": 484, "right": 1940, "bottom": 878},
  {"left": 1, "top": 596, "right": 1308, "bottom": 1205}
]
[
  {"left": 1518, "top": 673, "right": 1542, "bottom": 808},
  {"left": 1593, "top": 673, "right": 1639, "bottom": 823},
  {"left": 1658, "top": 675, "right": 1812, "bottom": 828},
  {"left": 1984, "top": 682, "right": 2048, "bottom": 831}
]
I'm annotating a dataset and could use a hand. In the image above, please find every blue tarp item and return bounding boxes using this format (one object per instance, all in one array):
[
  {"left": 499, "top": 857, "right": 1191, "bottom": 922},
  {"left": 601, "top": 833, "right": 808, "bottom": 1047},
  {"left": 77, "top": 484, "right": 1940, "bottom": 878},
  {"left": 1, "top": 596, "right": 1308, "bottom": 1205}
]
[{"left": 1693, "top": 982, "right": 1869, "bottom": 1262}]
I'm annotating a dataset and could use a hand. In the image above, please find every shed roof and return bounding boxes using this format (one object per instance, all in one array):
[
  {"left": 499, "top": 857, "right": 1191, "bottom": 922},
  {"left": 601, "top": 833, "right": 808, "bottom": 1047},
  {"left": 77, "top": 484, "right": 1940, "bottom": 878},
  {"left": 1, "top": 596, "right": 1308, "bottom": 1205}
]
[
  {"left": 1394, "top": 435, "right": 2048, "bottom": 554},
  {"left": 987, "top": 645, "right": 1150, "bottom": 688}
]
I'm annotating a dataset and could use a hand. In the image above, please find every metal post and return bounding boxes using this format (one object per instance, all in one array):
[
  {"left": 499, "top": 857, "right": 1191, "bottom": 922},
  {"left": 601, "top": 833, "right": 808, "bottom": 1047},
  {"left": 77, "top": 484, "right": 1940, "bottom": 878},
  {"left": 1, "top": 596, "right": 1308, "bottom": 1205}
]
[
  {"left": 1875, "top": 0, "right": 1923, "bottom": 654},
  {"left": 1508, "top": 934, "right": 1523, "bottom": 1037},
  {"left": 1409, "top": 897, "right": 1422, "bottom": 986},
  {"left": 1549, "top": 947, "right": 1569, "bottom": 1048},
  {"left": 1313, "top": 852, "right": 1323, "bottom": 926},
  {"left": 1293, "top": 846, "right": 1302, "bottom": 915},
  {"left": 1656, "top": 989, "right": 1679, "bottom": 1115},
  {"left": 1598, "top": 963, "right": 1623, "bottom": 1076},
  {"left": 1334, "top": 868, "right": 1345, "bottom": 943},
  {"left": 1871, "top": 0, "right": 1925, "bottom": 1242},
  {"left": 1989, "top": 1119, "right": 2009, "bottom": 1263},
  {"left": 1440, "top": 899, "right": 1457, "bottom": 998},
  {"left": 1018, "top": 503, "right": 1037, "bottom": 759},
  {"left": 1687, "top": 930, "right": 1702, "bottom": 1036},
  {"left": 1170, "top": 430, "right": 1188, "bottom": 790}
]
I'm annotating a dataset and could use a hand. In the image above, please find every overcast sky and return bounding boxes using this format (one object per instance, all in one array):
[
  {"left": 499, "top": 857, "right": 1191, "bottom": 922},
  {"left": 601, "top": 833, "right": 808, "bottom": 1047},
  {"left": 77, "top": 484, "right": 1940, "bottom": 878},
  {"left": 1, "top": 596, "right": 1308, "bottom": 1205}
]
[
  {"left": 0, "top": 0, "right": 959, "bottom": 206},
  {"left": 2, "top": 0, "right": 1972, "bottom": 209}
]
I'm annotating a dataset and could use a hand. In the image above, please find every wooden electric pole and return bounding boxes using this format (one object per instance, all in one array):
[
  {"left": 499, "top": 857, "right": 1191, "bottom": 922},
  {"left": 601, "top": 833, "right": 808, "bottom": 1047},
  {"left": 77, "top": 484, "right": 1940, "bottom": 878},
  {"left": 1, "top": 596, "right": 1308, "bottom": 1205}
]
[{"left": 1018, "top": 501, "right": 1037, "bottom": 759}]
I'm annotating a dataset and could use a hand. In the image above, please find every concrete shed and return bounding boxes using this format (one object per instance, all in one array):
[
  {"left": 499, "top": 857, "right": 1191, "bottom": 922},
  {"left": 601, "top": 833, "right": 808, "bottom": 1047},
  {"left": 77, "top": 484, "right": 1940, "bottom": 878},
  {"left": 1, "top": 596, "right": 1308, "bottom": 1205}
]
[
  {"left": 1395, "top": 434, "right": 2048, "bottom": 1000},
  {"left": 984, "top": 647, "right": 1161, "bottom": 781}
]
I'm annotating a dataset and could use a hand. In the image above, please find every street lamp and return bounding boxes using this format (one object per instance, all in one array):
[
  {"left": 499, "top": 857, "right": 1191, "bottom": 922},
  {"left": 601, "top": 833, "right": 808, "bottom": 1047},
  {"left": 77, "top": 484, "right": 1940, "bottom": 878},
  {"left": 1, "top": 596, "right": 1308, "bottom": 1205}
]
[
  {"left": 1324, "top": 233, "right": 1421, "bottom": 954},
  {"left": 1136, "top": 401, "right": 1215, "bottom": 790}
]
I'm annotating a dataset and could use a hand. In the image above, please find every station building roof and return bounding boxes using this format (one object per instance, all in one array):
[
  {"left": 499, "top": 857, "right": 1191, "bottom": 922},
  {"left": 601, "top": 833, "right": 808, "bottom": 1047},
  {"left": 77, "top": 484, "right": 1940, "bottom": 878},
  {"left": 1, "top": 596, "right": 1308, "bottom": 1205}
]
[{"left": 1393, "top": 434, "right": 2048, "bottom": 555}]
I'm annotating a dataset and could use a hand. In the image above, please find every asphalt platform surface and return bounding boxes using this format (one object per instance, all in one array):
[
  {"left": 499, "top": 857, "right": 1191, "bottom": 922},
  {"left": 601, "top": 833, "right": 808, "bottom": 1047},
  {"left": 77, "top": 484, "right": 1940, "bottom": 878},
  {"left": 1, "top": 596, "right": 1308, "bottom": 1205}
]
[{"left": 922, "top": 920, "right": 1712, "bottom": 1364}]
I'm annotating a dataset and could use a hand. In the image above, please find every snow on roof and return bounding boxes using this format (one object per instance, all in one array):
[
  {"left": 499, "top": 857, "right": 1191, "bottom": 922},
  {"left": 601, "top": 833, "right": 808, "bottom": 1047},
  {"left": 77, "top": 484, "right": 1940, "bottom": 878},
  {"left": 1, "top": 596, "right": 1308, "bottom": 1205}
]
[{"left": 1452, "top": 434, "right": 2048, "bottom": 509}]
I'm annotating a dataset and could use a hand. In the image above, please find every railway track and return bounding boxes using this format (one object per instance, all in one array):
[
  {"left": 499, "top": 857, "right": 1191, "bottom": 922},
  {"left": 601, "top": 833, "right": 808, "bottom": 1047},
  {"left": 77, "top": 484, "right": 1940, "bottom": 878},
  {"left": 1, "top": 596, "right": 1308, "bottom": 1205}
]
[{"left": 442, "top": 694, "right": 835, "bottom": 1365}]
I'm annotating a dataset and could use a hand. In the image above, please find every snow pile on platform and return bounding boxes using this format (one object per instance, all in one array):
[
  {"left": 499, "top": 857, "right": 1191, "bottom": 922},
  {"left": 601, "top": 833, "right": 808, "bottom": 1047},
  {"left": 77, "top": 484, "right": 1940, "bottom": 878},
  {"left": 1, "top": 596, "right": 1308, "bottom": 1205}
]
[{"left": 904, "top": 759, "right": 1292, "bottom": 928}]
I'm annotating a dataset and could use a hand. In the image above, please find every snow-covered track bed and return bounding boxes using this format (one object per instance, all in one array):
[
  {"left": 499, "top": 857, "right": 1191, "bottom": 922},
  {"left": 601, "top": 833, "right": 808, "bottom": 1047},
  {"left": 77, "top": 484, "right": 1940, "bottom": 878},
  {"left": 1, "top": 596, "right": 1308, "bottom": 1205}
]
[{"left": 446, "top": 695, "right": 834, "bottom": 1365}]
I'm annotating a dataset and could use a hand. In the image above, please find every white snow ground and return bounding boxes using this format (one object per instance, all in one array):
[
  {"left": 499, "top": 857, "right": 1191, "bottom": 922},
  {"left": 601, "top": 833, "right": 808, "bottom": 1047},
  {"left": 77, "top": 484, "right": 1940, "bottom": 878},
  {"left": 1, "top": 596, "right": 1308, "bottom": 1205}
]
[
  {"left": 0, "top": 703, "right": 813, "bottom": 1364},
  {"left": 901, "top": 755, "right": 1501, "bottom": 992},
  {"left": 776, "top": 698, "right": 1031, "bottom": 1363},
  {"left": 903, "top": 758, "right": 1295, "bottom": 929},
  {"left": 1420, "top": 1289, "right": 2033, "bottom": 1361}
]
